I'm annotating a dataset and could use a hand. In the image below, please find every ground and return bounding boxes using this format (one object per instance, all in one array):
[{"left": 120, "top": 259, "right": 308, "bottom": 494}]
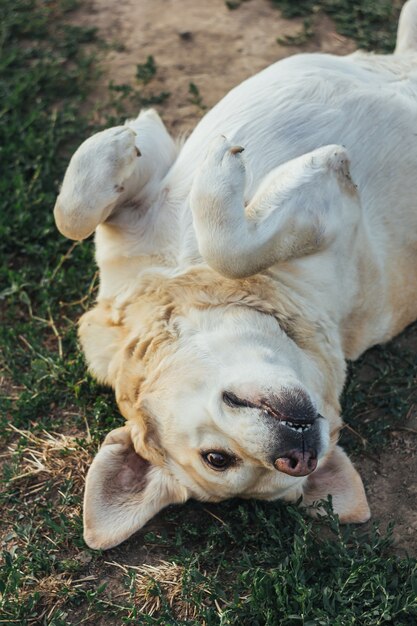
[
  {"left": 1, "top": 0, "right": 416, "bottom": 624},
  {"left": 72, "top": 0, "right": 356, "bottom": 133}
]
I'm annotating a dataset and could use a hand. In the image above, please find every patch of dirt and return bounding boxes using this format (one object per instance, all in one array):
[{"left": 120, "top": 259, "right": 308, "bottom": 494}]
[
  {"left": 358, "top": 430, "right": 417, "bottom": 556},
  {"left": 74, "top": 0, "right": 355, "bottom": 133},
  {"left": 69, "top": 0, "right": 416, "bottom": 556}
]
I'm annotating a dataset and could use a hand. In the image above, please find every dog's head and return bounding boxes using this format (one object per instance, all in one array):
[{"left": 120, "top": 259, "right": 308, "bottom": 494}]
[{"left": 80, "top": 271, "right": 369, "bottom": 549}]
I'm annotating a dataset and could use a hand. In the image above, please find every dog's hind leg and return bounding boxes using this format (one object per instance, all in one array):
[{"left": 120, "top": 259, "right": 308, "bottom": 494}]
[{"left": 395, "top": 0, "right": 417, "bottom": 55}]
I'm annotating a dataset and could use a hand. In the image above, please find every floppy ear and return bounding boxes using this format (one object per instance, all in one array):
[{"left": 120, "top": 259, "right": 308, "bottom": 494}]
[
  {"left": 83, "top": 425, "right": 189, "bottom": 550},
  {"left": 302, "top": 445, "right": 370, "bottom": 523}
]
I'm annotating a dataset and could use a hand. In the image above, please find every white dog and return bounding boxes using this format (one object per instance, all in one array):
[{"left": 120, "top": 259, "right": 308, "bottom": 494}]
[{"left": 54, "top": 0, "right": 417, "bottom": 549}]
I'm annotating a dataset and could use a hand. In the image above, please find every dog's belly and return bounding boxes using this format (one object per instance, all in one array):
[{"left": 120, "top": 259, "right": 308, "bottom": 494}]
[
  {"left": 168, "top": 53, "right": 417, "bottom": 262},
  {"left": 160, "top": 53, "right": 417, "bottom": 358}
]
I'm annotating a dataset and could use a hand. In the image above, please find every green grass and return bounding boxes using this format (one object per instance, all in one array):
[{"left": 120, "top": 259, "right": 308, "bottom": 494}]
[
  {"left": 188, "top": 81, "right": 208, "bottom": 110},
  {"left": 228, "top": 0, "right": 402, "bottom": 51},
  {"left": 270, "top": 0, "right": 401, "bottom": 52},
  {"left": 0, "top": 0, "right": 416, "bottom": 624}
]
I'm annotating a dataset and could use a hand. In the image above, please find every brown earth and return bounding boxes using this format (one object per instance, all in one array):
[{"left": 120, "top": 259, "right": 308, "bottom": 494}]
[
  {"left": 74, "top": 0, "right": 356, "bottom": 133},
  {"left": 71, "top": 0, "right": 416, "bottom": 555}
]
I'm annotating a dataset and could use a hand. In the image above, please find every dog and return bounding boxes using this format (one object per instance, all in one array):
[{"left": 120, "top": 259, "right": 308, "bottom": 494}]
[{"left": 54, "top": 0, "right": 417, "bottom": 549}]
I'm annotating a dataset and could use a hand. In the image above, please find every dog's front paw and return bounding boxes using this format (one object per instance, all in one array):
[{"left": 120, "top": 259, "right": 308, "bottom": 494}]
[
  {"left": 203, "top": 135, "right": 246, "bottom": 197},
  {"left": 191, "top": 135, "right": 246, "bottom": 225},
  {"left": 92, "top": 126, "right": 141, "bottom": 192},
  {"left": 54, "top": 126, "right": 141, "bottom": 240}
]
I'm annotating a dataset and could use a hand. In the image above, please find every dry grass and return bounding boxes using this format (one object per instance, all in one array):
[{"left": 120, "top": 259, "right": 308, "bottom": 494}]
[
  {"left": 6, "top": 570, "right": 99, "bottom": 625},
  {"left": 4, "top": 425, "right": 92, "bottom": 498},
  {"left": 106, "top": 559, "right": 219, "bottom": 622},
  {"left": 1, "top": 425, "right": 93, "bottom": 564}
]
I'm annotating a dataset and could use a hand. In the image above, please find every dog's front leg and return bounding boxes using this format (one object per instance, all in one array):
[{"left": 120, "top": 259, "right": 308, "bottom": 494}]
[
  {"left": 54, "top": 125, "right": 143, "bottom": 241},
  {"left": 190, "top": 136, "right": 360, "bottom": 278},
  {"left": 54, "top": 110, "right": 177, "bottom": 241}
]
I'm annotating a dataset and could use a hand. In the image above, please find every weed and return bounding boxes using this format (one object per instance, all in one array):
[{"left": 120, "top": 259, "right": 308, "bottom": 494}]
[
  {"left": 226, "top": 0, "right": 242, "bottom": 9},
  {"left": 188, "top": 82, "right": 207, "bottom": 110},
  {"left": 136, "top": 55, "right": 157, "bottom": 84},
  {"left": 102, "top": 57, "right": 170, "bottom": 122},
  {"left": 225, "top": 0, "right": 251, "bottom": 9},
  {"left": 106, "top": 79, "right": 170, "bottom": 120}
]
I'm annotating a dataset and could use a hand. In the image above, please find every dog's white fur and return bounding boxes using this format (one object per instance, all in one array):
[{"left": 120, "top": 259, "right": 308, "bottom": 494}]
[{"left": 54, "top": 0, "right": 417, "bottom": 549}]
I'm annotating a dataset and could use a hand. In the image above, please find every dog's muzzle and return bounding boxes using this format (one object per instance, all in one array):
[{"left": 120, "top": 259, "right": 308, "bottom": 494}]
[
  {"left": 260, "top": 389, "right": 323, "bottom": 477},
  {"left": 223, "top": 387, "right": 324, "bottom": 476}
]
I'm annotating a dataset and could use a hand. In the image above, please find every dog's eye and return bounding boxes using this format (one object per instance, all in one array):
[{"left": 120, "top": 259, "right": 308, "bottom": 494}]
[
  {"left": 202, "top": 451, "right": 234, "bottom": 471},
  {"left": 222, "top": 391, "right": 251, "bottom": 408}
]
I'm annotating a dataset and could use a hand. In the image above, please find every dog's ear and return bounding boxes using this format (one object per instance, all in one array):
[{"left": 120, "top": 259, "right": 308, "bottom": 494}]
[
  {"left": 302, "top": 445, "right": 370, "bottom": 523},
  {"left": 83, "top": 425, "right": 188, "bottom": 550}
]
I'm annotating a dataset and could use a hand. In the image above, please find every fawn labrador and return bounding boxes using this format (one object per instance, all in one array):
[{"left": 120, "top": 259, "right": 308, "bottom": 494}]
[{"left": 54, "top": 0, "right": 417, "bottom": 549}]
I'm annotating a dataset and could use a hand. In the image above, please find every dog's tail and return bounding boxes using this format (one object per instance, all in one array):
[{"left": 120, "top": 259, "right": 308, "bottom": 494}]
[{"left": 395, "top": 0, "right": 417, "bottom": 54}]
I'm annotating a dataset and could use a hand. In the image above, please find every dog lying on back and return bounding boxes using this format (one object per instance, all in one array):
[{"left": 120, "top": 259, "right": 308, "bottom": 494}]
[{"left": 54, "top": 0, "right": 417, "bottom": 549}]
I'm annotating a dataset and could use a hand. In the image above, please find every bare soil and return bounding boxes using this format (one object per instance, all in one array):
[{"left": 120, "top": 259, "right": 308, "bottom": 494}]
[
  {"left": 75, "top": 0, "right": 356, "bottom": 133},
  {"left": 72, "top": 0, "right": 416, "bottom": 555}
]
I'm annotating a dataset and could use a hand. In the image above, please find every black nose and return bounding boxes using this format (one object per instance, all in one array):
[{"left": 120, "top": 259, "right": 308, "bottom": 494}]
[{"left": 274, "top": 450, "right": 317, "bottom": 476}]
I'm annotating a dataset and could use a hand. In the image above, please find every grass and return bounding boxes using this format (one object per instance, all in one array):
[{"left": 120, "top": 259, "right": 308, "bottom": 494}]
[
  {"left": 270, "top": 0, "right": 402, "bottom": 52},
  {"left": 188, "top": 82, "right": 207, "bottom": 110},
  {"left": 0, "top": 0, "right": 416, "bottom": 623}
]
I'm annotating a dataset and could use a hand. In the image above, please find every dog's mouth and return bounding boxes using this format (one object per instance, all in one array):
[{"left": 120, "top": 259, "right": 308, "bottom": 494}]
[{"left": 281, "top": 420, "right": 314, "bottom": 433}]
